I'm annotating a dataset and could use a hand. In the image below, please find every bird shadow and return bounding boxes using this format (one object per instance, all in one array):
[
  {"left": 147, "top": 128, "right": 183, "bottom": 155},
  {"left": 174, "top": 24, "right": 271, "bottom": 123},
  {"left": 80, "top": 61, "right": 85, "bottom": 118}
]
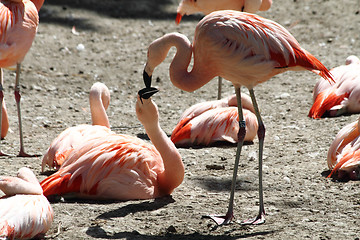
[
  {"left": 40, "top": 0, "right": 202, "bottom": 30},
  {"left": 95, "top": 195, "right": 175, "bottom": 219},
  {"left": 321, "top": 169, "right": 360, "bottom": 182},
  {"left": 194, "top": 176, "right": 257, "bottom": 192},
  {"left": 175, "top": 141, "right": 254, "bottom": 149},
  {"left": 86, "top": 226, "right": 276, "bottom": 239}
]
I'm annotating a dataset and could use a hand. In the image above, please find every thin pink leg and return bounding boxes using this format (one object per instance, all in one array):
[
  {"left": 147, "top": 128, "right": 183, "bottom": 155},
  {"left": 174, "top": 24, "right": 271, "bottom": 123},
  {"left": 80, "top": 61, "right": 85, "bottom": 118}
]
[
  {"left": 14, "top": 64, "right": 38, "bottom": 157},
  {"left": 241, "top": 88, "right": 266, "bottom": 225},
  {"left": 205, "top": 86, "right": 246, "bottom": 225}
]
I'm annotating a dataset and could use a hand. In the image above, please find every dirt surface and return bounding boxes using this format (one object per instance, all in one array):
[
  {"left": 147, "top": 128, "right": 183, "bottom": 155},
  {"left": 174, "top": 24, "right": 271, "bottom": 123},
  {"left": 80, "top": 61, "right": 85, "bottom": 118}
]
[{"left": 0, "top": 0, "right": 360, "bottom": 239}]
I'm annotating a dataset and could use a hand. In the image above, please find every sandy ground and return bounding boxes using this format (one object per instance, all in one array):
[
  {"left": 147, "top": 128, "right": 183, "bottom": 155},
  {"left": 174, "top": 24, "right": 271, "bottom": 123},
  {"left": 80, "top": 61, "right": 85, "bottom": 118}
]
[{"left": 0, "top": 0, "right": 360, "bottom": 239}]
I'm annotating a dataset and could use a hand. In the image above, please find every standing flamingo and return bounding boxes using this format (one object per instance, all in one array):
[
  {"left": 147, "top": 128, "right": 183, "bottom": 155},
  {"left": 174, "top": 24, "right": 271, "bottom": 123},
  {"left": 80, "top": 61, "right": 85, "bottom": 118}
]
[
  {"left": 171, "top": 94, "right": 258, "bottom": 146},
  {"left": 327, "top": 117, "right": 360, "bottom": 180},
  {"left": 40, "top": 94, "right": 184, "bottom": 200},
  {"left": 0, "top": 167, "right": 54, "bottom": 239},
  {"left": 0, "top": 0, "right": 44, "bottom": 157},
  {"left": 41, "top": 82, "right": 113, "bottom": 171},
  {"left": 309, "top": 55, "right": 360, "bottom": 119},
  {"left": 176, "top": 0, "right": 273, "bottom": 100},
  {"left": 141, "top": 11, "right": 333, "bottom": 225},
  {"left": 176, "top": 0, "right": 273, "bottom": 24}
]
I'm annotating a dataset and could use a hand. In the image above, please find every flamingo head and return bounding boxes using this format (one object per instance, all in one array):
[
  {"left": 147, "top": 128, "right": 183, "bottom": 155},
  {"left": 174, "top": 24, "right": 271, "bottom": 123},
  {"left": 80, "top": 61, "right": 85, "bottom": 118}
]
[
  {"left": 176, "top": 0, "right": 205, "bottom": 24},
  {"left": 139, "top": 70, "right": 158, "bottom": 103}
]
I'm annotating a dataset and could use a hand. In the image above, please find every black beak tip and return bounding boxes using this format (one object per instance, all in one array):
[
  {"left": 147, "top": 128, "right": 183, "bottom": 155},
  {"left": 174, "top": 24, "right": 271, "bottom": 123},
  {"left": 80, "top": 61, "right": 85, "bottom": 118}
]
[
  {"left": 138, "top": 87, "right": 159, "bottom": 103},
  {"left": 143, "top": 70, "right": 152, "bottom": 89}
]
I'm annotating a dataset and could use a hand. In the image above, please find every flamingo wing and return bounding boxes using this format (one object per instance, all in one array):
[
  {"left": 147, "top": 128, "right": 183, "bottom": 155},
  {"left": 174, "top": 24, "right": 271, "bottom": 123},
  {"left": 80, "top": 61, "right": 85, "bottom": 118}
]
[
  {"left": 41, "top": 125, "right": 113, "bottom": 171},
  {"left": 0, "top": 194, "right": 53, "bottom": 239},
  {"left": 41, "top": 134, "right": 165, "bottom": 200},
  {"left": 194, "top": 11, "right": 333, "bottom": 88},
  {"left": 171, "top": 107, "right": 258, "bottom": 146}
]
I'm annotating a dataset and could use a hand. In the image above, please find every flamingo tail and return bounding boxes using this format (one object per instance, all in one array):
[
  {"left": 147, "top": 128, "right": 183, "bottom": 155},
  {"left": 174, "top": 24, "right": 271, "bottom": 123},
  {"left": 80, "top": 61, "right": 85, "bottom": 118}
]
[
  {"left": 171, "top": 121, "right": 192, "bottom": 145},
  {"left": 308, "top": 90, "right": 349, "bottom": 119},
  {"left": 295, "top": 48, "right": 334, "bottom": 83},
  {"left": 40, "top": 172, "right": 82, "bottom": 197},
  {"left": 327, "top": 151, "right": 358, "bottom": 178}
]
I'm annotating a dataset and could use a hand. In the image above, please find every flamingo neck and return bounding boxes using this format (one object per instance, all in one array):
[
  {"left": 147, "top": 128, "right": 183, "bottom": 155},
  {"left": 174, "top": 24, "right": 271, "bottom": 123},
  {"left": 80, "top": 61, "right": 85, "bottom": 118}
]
[
  {"left": 30, "top": 0, "right": 44, "bottom": 11},
  {"left": 89, "top": 86, "right": 110, "bottom": 128},
  {"left": 146, "top": 32, "right": 214, "bottom": 92}
]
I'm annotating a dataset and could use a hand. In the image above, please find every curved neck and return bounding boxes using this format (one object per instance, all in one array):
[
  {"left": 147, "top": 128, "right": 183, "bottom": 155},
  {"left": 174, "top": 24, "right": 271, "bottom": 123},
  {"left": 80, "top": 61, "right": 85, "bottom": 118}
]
[
  {"left": 142, "top": 121, "right": 184, "bottom": 195},
  {"left": 89, "top": 84, "right": 110, "bottom": 128},
  {"left": 146, "top": 32, "right": 214, "bottom": 92},
  {"left": 30, "top": 0, "right": 44, "bottom": 11}
]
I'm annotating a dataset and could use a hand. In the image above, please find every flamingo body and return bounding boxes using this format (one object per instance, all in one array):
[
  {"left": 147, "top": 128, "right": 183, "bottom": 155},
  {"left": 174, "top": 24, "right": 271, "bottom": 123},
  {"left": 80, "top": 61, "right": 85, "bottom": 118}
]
[
  {"left": 42, "top": 82, "right": 112, "bottom": 171},
  {"left": 327, "top": 118, "right": 360, "bottom": 180},
  {"left": 309, "top": 56, "right": 360, "bottom": 119},
  {"left": 176, "top": 0, "right": 272, "bottom": 24},
  {"left": 171, "top": 94, "right": 258, "bottom": 146},
  {"left": 40, "top": 96, "right": 184, "bottom": 201},
  {"left": 0, "top": 167, "right": 53, "bottom": 239}
]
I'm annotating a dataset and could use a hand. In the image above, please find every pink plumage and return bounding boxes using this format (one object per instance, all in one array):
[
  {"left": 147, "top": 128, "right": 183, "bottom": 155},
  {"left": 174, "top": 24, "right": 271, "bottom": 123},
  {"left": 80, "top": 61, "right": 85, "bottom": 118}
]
[
  {"left": 41, "top": 96, "right": 185, "bottom": 201},
  {"left": 309, "top": 55, "right": 360, "bottom": 119},
  {"left": 0, "top": 167, "right": 53, "bottom": 239},
  {"left": 327, "top": 118, "right": 360, "bottom": 180},
  {"left": 176, "top": 0, "right": 272, "bottom": 24},
  {"left": 171, "top": 94, "right": 258, "bottom": 146}
]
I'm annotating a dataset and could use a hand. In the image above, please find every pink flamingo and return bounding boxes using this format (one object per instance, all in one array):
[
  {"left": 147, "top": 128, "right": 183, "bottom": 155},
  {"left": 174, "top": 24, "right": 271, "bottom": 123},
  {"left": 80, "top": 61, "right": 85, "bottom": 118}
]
[
  {"left": 176, "top": 0, "right": 273, "bottom": 100},
  {"left": 327, "top": 118, "right": 360, "bottom": 180},
  {"left": 0, "top": 0, "right": 44, "bottom": 157},
  {"left": 0, "top": 167, "right": 54, "bottom": 239},
  {"left": 141, "top": 10, "right": 333, "bottom": 225},
  {"left": 176, "top": 0, "right": 272, "bottom": 24},
  {"left": 171, "top": 94, "right": 258, "bottom": 146},
  {"left": 309, "top": 55, "right": 360, "bottom": 119},
  {"left": 41, "top": 82, "right": 113, "bottom": 171},
  {"left": 40, "top": 95, "right": 184, "bottom": 200}
]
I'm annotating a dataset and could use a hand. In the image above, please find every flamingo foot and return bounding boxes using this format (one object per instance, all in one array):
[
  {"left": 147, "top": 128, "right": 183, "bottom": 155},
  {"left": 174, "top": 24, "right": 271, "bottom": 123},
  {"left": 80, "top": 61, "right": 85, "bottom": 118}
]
[
  {"left": 0, "top": 150, "right": 12, "bottom": 157},
  {"left": 17, "top": 149, "right": 40, "bottom": 158},
  {"left": 204, "top": 210, "right": 234, "bottom": 225},
  {"left": 241, "top": 211, "right": 266, "bottom": 225}
]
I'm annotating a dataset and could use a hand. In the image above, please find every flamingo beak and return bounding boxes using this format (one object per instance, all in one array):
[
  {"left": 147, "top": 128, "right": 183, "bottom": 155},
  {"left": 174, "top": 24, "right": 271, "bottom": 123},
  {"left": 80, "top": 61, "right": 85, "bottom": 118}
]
[
  {"left": 143, "top": 70, "right": 152, "bottom": 88},
  {"left": 138, "top": 87, "right": 159, "bottom": 103},
  {"left": 175, "top": 13, "right": 183, "bottom": 25}
]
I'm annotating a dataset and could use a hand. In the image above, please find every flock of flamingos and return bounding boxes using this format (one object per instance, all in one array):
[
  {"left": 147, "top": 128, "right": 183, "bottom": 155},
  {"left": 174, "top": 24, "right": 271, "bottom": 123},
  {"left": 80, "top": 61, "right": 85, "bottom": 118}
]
[{"left": 1, "top": 0, "right": 360, "bottom": 238}]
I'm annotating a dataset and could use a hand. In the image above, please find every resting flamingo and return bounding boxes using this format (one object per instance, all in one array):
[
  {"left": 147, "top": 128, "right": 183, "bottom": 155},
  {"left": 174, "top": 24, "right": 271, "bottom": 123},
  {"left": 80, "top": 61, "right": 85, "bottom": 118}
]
[
  {"left": 40, "top": 94, "right": 184, "bottom": 200},
  {"left": 327, "top": 117, "right": 360, "bottom": 180},
  {"left": 0, "top": 167, "right": 54, "bottom": 239},
  {"left": 141, "top": 10, "right": 334, "bottom": 225},
  {"left": 171, "top": 93, "right": 258, "bottom": 146},
  {"left": 0, "top": 0, "right": 44, "bottom": 156},
  {"left": 41, "top": 82, "right": 113, "bottom": 171},
  {"left": 309, "top": 55, "right": 360, "bottom": 119}
]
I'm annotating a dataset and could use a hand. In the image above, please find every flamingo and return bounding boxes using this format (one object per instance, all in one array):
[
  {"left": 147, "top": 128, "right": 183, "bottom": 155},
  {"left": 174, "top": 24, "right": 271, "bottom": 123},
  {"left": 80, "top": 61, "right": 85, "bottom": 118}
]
[
  {"left": 141, "top": 10, "right": 334, "bottom": 225},
  {"left": 309, "top": 55, "right": 360, "bottom": 119},
  {"left": 171, "top": 94, "right": 258, "bottom": 146},
  {"left": 0, "top": 0, "right": 44, "bottom": 157},
  {"left": 0, "top": 167, "right": 54, "bottom": 239},
  {"left": 40, "top": 94, "right": 184, "bottom": 200},
  {"left": 41, "top": 82, "right": 113, "bottom": 172},
  {"left": 327, "top": 118, "right": 360, "bottom": 180},
  {"left": 176, "top": 0, "right": 273, "bottom": 24},
  {"left": 176, "top": 0, "right": 273, "bottom": 100}
]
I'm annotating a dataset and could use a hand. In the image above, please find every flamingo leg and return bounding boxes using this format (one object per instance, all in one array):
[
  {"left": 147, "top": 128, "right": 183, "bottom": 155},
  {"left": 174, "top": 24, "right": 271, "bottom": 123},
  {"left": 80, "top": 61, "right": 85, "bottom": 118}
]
[
  {"left": 14, "top": 63, "right": 38, "bottom": 157},
  {"left": 241, "top": 88, "right": 265, "bottom": 225},
  {"left": 0, "top": 68, "right": 10, "bottom": 156},
  {"left": 217, "top": 76, "right": 222, "bottom": 100},
  {"left": 206, "top": 86, "right": 246, "bottom": 225}
]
